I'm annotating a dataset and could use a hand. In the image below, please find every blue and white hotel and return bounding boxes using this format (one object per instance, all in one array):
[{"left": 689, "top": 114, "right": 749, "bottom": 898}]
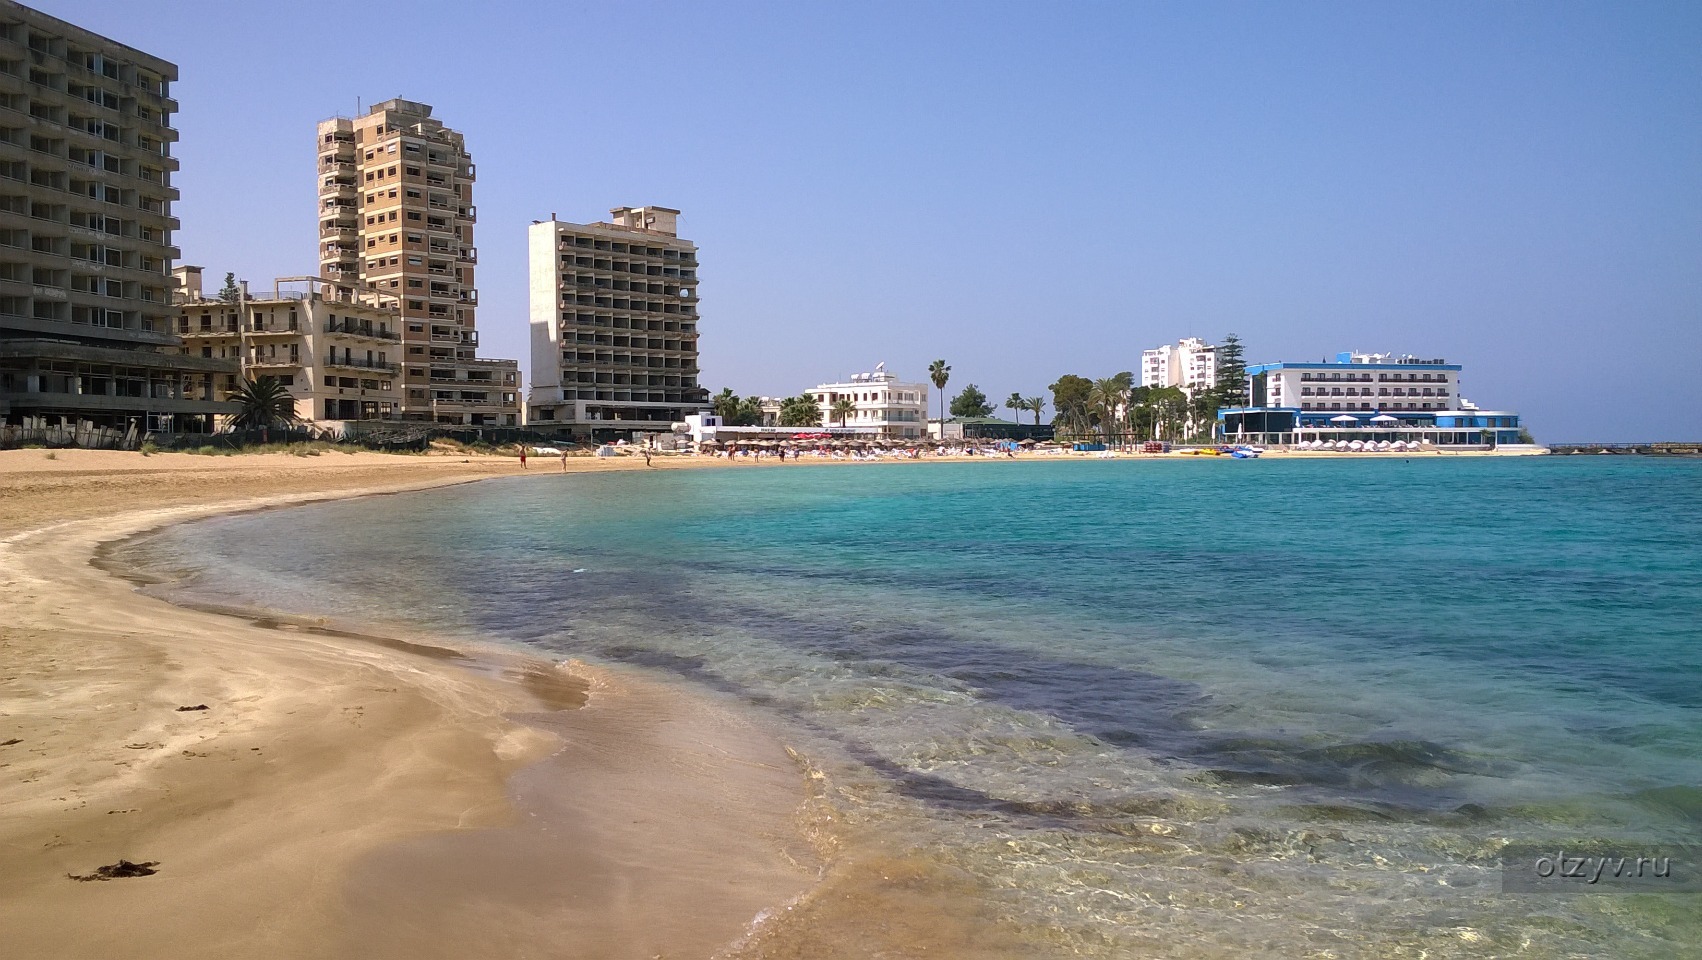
[{"left": 1218, "top": 352, "right": 1526, "bottom": 447}]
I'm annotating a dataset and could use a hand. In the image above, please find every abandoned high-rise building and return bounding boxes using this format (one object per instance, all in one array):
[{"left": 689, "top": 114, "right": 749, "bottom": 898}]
[
  {"left": 0, "top": 1, "right": 235, "bottom": 436},
  {"left": 526, "top": 207, "right": 708, "bottom": 439},
  {"left": 316, "top": 99, "right": 517, "bottom": 426}
]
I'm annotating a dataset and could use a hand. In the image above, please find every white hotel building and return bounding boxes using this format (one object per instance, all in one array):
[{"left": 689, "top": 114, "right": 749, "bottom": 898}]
[
  {"left": 1140, "top": 337, "right": 1218, "bottom": 395},
  {"left": 808, "top": 366, "right": 928, "bottom": 438},
  {"left": 1219, "top": 351, "right": 1526, "bottom": 447}
]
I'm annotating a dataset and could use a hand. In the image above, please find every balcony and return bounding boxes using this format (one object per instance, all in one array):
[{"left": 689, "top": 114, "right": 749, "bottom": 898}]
[
  {"left": 324, "top": 319, "right": 400, "bottom": 341},
  {"left": 458, "top": 248, "right": 477, "bottom": 264},
  {"left": 324, "top": 355, "right": 398, "bottom": 373}
]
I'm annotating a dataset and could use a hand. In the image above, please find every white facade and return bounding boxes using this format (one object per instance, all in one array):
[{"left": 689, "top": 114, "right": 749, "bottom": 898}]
[
  {"left": 1140, "top": 337, "right": 1218, "bottom": 395},
  {"left": 526, "top": 208, "right": 707, "bottom": 437},
  {"left": 807, "top": 367, "right": 928, "bottom": 438},
  {"left": 1260, "top": 352, "right": 1461, "bottom": 413}
]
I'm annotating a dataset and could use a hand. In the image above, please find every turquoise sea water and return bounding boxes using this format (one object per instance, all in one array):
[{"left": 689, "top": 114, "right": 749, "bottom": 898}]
[{"left": 125, "top": 457, "right": 1702, "bottom": 957}]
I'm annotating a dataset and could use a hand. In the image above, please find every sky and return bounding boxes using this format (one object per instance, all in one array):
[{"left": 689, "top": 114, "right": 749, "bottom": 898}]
[{"left": 42, "top": 0, "right": 1702, "bottom": 441}]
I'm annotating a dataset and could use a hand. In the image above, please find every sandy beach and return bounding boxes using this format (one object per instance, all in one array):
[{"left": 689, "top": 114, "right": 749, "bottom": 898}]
[{"left": 0, "top": 448, "right": 816, "bottom": 959}]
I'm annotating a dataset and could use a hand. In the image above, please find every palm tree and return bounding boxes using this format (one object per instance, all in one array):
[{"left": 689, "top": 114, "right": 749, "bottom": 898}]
[
  {"left": 1024, "top": 396, "right": 1046, "bottom": 425},
  {"left": 830, "top": 397, "right": 856, "bottom": 427},
  {"left": 711, "top": 387, "right": 740, "bottom": 421},
  {"left": 778, "top": 395, "right": 823, "bottom": 427},
  {"left": 928, "top": 360, "right": 950, "bottom": 431},
  {"left": 230, "top": 376, "right": 299, "bottom": 432},
  {"left": 1005, "top": 392, "right": 1024, "bottom": 423},
  {"left": 1089, "top": 377, "right": 1130, "bottom": 442}
]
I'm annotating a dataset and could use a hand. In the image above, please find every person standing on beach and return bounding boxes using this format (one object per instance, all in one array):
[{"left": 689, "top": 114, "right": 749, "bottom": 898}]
[
  {"left": 519, "top": 445, "right": 528, "bottom": 469},
  {"left": 561, "top": 449, "right": 569, "bottom": 472},
  {"left": 642, "top": 448, "right": 653, "bottom": 467}
]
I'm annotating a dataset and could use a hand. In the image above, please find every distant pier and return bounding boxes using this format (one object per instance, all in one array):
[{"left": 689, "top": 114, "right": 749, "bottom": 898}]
[{"left": 1546, "top": 442, "right": 1701, "bottom": 456}]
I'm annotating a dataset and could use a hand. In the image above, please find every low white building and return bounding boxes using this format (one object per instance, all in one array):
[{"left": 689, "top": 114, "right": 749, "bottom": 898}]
[
  {"left": 806, "top": 365, "right": 928, "bottom": 438},
  {"left": 1141, "top": 337, "right": 1218, "bottom": 396}
]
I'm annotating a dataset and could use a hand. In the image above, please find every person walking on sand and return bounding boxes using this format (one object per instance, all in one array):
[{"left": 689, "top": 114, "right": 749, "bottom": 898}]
[
  {"left": 519, "top": 445, "right": 528, "bottom": 469},
  {"left": 642, "top": 448, "right": 653, "bottom": 467},
  {"left": 561, "top": 448, "right": 569, "bottom": 472}
]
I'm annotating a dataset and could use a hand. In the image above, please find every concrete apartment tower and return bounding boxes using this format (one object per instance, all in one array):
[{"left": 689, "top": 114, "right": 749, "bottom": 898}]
[
  {"left": 526, "top": 207, "right": 708, "bottom": 440},
  {"left": 315, "top": 99, "right": 518, "bottom": 426},
  {"left": 0, "top": 1, "right": 235, "bottom": 435}
]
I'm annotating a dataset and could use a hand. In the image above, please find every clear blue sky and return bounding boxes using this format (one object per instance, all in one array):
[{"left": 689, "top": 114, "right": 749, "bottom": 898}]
[{"left": 45, "top": 0, "right": 1702, "bottom": 441}]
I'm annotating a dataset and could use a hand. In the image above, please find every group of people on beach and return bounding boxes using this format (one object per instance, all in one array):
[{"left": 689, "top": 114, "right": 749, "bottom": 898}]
[{"left": 517, "top": 445, "right": 653, "bottom": 470}]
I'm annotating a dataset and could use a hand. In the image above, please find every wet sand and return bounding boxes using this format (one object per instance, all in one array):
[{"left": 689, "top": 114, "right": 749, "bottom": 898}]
[{"left": 0, "top": 449, "right": 814, "bottom": 959}]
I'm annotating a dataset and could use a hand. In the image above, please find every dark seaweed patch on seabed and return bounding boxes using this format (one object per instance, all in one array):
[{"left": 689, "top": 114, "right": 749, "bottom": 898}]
[{"left": 521, "top": 586, "right": 1508, "bottom": 817}]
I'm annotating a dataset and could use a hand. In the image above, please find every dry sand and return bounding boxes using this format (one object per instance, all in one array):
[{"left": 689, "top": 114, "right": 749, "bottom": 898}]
[{"left": 0, "top": 448, "right": 815, "bottom": 959}]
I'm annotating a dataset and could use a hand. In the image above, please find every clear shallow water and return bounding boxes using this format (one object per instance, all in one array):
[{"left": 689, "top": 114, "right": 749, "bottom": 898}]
[{"left": 124, "top": 457, "right": 1702, "bottom": 957}]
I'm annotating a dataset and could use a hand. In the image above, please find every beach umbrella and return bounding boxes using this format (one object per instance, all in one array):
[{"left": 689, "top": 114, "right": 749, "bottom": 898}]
[
  {"left": 1330, "top": 414, "right": 1359, "bottom": 424},
  {"left": 1370, "top": 414, "right": 1399, "bottom": 423}
]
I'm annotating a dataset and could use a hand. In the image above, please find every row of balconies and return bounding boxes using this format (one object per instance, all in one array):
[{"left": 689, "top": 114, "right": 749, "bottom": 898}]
[
  {"left": 560, "top": 373, "right": 694, "bottom": 387},
  {"left": 556, "top": 256, "right": 695, "bottom": 279},
  {"left": 1296, "top": 372, "right": 1452, "bottom": 384},
  {"left": 1300, "top": 402, "right": 1444, "bottom": 412},
  {"left": 324, "top": 355, "right": 398, "bottom": 372},
  {"left": 565, "top": 336, "right": 693, "bottom": 351},
  {"left": 556, "top": 236, "right": 696, "bottom": 263},
  {"left": 3, "top": 153, "right": 177, "bottom": 206},
  {"left": 559, "top": 357, "right": 701, "bottom": 372},
  {"left": 557, "top": 314, "right": 694, "bottom": 331},
  {"left": 324, "top": 318, "right": 399, "bottom": 340},
  {"left": 9, "top": 43, "right": 175, "bottom": 108},
  {"left": 561, "top": 276, "right": 695, "bottom": 298},
  {"left": 1298, "top": 386, "right": 1451, "bottom": 398},
  {"left": 558, "top": 294, "right": 695, "bottom": 315}
]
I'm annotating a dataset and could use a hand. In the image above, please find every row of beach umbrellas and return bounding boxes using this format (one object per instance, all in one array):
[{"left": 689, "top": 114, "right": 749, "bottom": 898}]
[{"left": 1296, "top": 438, "right": 1430, "bottom": 451}]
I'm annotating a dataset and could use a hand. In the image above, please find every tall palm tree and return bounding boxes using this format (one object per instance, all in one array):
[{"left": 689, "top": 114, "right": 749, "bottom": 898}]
[
  {"left": 1089, "top": 377, "right": 1129, "bottom": 442},
  {"left": 830, "top": 397, "right": 856, "bottom": 427},
  {"left": 230, "top": 376, "right": 299, "bottom": 431},
  {"left": 1024, "top": 396, "right": 1046, "bottom": 425},
  {"left": 928, "top": 360, "right": 950, "bottom": 430},
  {"left": 1005, "top": 392, "right": 1024, "bottom": 423},
  {"left": 711, "top": 387, "right": 740, "bottom": 421}
]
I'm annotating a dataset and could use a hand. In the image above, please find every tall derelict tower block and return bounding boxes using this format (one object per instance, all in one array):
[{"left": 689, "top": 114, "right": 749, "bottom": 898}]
[
  {"left": 527, "top": 207, "right": 707, "bottom": 440},
  {"left": 0, "top": 0, "right": 236, "bottom": 433},
  {"left": 315, "top": 99, "right": 517, "bottom": 425}
]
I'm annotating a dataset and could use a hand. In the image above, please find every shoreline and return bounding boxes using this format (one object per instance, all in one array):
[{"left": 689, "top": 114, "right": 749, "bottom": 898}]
[{"left": 0, "top": 449, "right": 817, "bottom": 958}]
